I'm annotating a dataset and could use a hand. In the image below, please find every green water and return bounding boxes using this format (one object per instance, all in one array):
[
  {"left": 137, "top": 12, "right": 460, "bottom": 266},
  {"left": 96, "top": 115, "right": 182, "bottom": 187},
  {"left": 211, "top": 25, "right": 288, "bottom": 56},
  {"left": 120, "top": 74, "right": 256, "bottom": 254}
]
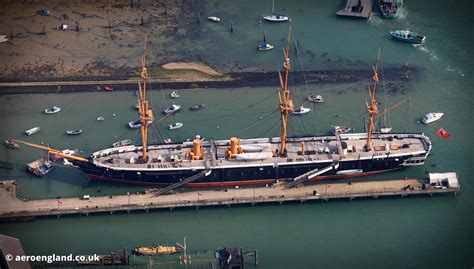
[{"left": 0, "top": 0, "right": 473, "bottom": 268}]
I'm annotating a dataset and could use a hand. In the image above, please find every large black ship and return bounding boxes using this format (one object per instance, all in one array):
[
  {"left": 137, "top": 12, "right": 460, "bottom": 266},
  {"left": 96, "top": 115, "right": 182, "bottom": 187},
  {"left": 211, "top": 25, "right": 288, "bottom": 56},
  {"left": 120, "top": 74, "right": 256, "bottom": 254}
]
[{"left": 16, "top": 33, "right": 432, "bottom": 187}]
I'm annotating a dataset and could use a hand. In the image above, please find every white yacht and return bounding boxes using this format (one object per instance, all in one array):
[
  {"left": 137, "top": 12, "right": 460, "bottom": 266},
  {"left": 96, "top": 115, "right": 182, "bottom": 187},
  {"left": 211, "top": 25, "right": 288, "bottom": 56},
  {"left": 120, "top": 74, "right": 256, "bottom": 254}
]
[{"left": 422, "top": 113, "right": 444, "bottom": 124}]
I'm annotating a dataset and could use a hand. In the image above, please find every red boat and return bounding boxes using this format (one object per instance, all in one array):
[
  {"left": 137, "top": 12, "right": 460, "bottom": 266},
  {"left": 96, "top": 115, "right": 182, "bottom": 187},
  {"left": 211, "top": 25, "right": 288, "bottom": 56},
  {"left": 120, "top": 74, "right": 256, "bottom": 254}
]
[{"left": 103, "top": 86, "right": 113, "bottom": 91}]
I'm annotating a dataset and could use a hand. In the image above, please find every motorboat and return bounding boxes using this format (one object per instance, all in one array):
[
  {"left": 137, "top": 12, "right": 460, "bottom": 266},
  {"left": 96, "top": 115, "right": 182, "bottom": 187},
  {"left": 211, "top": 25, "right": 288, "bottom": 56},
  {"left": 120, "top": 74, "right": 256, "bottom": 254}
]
[
  {"left": 66, "top": 129, "right": 83, "bottom": 135},
  {"left": 169, "top": 122, "right": 183, "bottom": 130},
  {"left": 112, "top": 139, "right": 132, "bottom": 148},
  {"left": 292, "top": 106, "right": 311, "bottom": 115},
  {"left": 103, "top": 85, "right": 113, "bottom": 91},
  {"left": 163, "top": 104, "right": 181, "bottom": 114},
  {"left": 51, "top": 149, "right": 79, "bottom": 161},
  {"left": 44, "top": 106, "right": 61, "bottom": 114},
  {"left": 4, "top": 140, "right": 19, "bottom": 149},
  {"left": 163, "top": 138, "right": 173, "bottom": 144},
  {"left": 307, "top": 95, "right": 324, "bottom": 103},
  {"left": 257, "top": 43, "right": 274, "bottom": 51},
  {"left": 129, "top": 120, "right": 152, "bottom": 129},
  {"left": 390, "top": 30, "right": 426, "bottom": 44},
  {"left": 332, "top": 125, "right": 352, "bottom": 134},
  {"left": 422, "top": 112, "right": 444, "bottom": 124},
  {"left": 25, "top": 127, "right": 40, "bottom": 136},
  {"left": 96, "top": 116, "right": 105, "bottom": 121},
  {"left": 134, "top": 103, "right": 140, "bottom": 110},
  {"left": 190, "top": 104, "right": 205, "bottom": 111},
  {"left": 128, "top": 120, "right": 141, "bottom": 129},
  {"left": 170, "top": 91, "right": 180, "bottom": 98},
  {"left": 207, "top": 16, "right": 221, "bottom": 22}
]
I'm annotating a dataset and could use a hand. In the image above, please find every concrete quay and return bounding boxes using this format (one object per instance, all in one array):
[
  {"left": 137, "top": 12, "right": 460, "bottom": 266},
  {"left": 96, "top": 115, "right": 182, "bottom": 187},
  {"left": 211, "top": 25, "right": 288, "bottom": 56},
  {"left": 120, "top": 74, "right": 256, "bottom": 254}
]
[{"left": 0, "top": 178, "right": 459, "bottom": 222}]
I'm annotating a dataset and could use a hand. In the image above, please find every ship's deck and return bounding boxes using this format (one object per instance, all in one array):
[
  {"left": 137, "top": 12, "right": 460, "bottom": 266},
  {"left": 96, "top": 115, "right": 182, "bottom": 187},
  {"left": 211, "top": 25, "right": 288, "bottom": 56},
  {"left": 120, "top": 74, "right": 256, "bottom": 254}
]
[{"left": 91, "top": 133, "right": 431, "bottom": 170}]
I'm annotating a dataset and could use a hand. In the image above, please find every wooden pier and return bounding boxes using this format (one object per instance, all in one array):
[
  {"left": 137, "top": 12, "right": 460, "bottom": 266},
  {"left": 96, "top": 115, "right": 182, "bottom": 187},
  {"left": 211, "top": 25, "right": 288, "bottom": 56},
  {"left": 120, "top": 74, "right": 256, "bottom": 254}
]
[
  {"left": 0, "top": 177, "right": 459, "bottom": 222},
  {"left": 336, "top": 0, "right": 374, "bottom": 19}
]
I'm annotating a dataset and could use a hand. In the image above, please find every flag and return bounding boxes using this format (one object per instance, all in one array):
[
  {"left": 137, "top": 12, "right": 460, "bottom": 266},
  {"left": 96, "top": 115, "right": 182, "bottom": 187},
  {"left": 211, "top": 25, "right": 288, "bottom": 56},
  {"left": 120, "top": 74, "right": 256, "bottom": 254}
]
[
  {"left": 197, "top": 192, "right": 203, "bottom": 196},
  {"left": 437, "top": 128, "right": 451, "bottom": 138}
]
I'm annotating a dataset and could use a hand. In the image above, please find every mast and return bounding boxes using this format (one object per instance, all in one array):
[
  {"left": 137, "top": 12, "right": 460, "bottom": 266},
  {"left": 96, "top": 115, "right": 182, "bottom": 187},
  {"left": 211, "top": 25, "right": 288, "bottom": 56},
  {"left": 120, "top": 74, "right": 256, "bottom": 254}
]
[
  {"left": 138, "top": 35, "right": 154, "bottom": 162},
  {"left": 277, "top": 27, "right": 294, "bottom": 156},
  {"left": 365, "top": 51, "right": 380, "bottom": 151},
  {"left": 272, "top": 0, "right": 275, "bottom": 14}
]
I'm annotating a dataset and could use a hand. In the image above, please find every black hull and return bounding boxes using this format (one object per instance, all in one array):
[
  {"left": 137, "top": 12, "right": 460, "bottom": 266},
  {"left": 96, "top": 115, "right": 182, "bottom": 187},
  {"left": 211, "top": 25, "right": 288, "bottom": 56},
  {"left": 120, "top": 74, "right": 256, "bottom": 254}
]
[{"left": 74, "top": 155, "right": 418, "bottom": 187}]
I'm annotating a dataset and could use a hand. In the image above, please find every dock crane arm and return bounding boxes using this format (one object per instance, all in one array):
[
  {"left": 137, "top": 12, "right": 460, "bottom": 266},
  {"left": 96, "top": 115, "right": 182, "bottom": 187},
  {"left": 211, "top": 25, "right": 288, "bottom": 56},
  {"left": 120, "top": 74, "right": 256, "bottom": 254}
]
[{"left": 11, "top": 139, "right": 89, "bottom": 163}]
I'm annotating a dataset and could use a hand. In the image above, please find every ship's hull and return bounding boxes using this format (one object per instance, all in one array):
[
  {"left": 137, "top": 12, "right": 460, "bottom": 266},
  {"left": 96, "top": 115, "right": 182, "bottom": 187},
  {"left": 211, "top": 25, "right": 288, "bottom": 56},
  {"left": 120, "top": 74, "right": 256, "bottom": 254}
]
[{"left": 74, "top": 153, "right": 422, "bottom": 187}]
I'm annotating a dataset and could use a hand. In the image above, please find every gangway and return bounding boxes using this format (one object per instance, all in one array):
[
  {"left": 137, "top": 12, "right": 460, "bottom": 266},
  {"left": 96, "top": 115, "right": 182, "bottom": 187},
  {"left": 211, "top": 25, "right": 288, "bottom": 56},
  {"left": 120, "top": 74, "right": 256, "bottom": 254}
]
[
  {"left": 285, "top": 162, "right": 339, "bottom": 189},
  {"left": 155, "top": 170, "right": 212, "bottom": 196}
]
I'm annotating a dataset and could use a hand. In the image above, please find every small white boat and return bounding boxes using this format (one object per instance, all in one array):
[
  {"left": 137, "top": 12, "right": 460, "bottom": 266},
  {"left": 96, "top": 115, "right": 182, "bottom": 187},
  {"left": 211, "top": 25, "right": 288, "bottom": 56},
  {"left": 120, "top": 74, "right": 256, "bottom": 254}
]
[
  {"left": 257, "top": 43, "right": 274, "bottom": 51},
  {"left": 170, "top": 91, "right": 180, "bottom": 98},
  {"left": 422, "top": 112, "right": 444, "bottom": 124},
  {"left": 112, "top": 139, "right": 132, "bottom": 147},
  {"left": 207, "top": 16, "right": 221, "bottom": 22},
  {"left": 66, "top": 129, "right": 83, "bottom": 135},
  {"left": 44, "top": 106, "right": 61, "bottom": 114},
  {"left": 307, "top": 95, "right": 324, "bottom": 103},
  {"left": 163, "top": 138, "right": 173, "bottom": 144},
  {"left": 332, "top": 125, "right": 352, "bottom": 134},
  {"left": 169, "top": 122, "right": 183, "bottom": 130},
  {"left": 292, "top": 106, "right": 311, "bottom": 115},
  {"left": 380, "top": 127, "right": 393, "bottom": 133},
  {"left": 163, "top": 104, "right": 181, "bottom": 114},
  {"left": 134, "top": 103, "right": 140, "bottom": 110},
  {"left": 96, "top": 116, "right": 105, "bottom": 121},
  {"left": 25, "top": 127, "right": 40, "bottom": 136}
]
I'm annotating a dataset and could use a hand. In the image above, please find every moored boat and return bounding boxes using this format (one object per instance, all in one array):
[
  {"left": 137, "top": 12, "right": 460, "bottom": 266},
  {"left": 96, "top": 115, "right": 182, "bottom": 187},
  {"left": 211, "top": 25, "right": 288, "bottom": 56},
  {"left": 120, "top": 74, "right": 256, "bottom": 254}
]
[
  {"left": 169, "top": 122, "right": 183, "bottom": 130},
  {"left": 97, "top": 116, "right": 105, "bottom": 121},
  {"left": 44, "top": 106, "right": 61, "bottom": 114},
  {"left": 163, "top": 104, "right": 181, "bottom": 114},
  {"left": 66, "top": 129, "right": 83, "bottom": 135},
  {"left": 27, "top": 158, "right": 55, "bottom": 177},
  {"left": 103, "top": 85, "right": 113, "bottom": 91},
  {"left": 422, "top": 112, "right": 444, "bottom": 124},
  {"left": 379, "top": 0, "right": 403, "bottom": 19},
  {"left": 263, "top": 0, "right": 289, "bottom": 22},
  {"left": 307, "top": 95, "right": 324, "bottom": 103},
  {"left": 332, "top": 125, "right": 352, "bottom": 134},
  {"left": 4, "top": 140, "right": 20, "bottom": 149},
  {"left": 390, "top": 30, "right": 426, "bottom": 44},
  {"left": 112, "top": 139, "right": 132, "bottom": 148},
  {"left": 207, "top": 16, "right": 221, "bottom": 22},
  {"left": 292, "top": 106, "right": 311, "bottom": 115},
  {"left": 170, "top": 91, "right": 180, "bottom": 98},
  {"left": 25, "top": 127, "right": 40, "bottom": 136},
  {"left": 257, "top": 43, "right": 274, "bottom": 51},
  {"left": 133, "top": 245, "right": 180, "bottom": 255},
  {"left": 129, "top": 120, "right": 153, "bottom": 129},
  {"left": 190, "top": 104, "right": 205, "bottom": 111}
]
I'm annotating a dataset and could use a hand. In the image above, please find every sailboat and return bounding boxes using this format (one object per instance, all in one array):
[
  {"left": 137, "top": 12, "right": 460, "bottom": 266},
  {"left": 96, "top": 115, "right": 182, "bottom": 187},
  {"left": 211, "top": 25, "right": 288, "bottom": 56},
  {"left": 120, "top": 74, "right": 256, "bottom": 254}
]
[
  {"left": 13, "top": 33, "right": 432, "bottom": 187},
  {"left": 257, "top": 31, "right": 274, "bottom": 51},
  {"left": 380, "top": 108, "right": 392, "bottom": 133},
  {"left": 263, "top": 0, "right": 289, "bottom": 22}
]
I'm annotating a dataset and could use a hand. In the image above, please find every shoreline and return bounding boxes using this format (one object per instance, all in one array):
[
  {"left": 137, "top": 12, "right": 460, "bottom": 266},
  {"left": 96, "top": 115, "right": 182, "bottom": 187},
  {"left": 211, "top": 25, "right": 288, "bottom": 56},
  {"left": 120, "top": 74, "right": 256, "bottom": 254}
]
[{"left": 0, "top": 67, "right": 417, "bottom": 95}]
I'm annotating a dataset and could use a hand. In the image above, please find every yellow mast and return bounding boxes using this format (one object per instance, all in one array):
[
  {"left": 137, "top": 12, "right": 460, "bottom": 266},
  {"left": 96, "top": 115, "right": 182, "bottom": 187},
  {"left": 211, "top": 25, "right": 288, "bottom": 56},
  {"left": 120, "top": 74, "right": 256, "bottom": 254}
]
[
  {"left": 138, "top": 35, "right": 153, "bottom": 162},
  {"left": 277, "top": 27, "right": 294, "bottom": 156},
  {"left": 365, "top": 51, "right": 380, "bottom": 151},
  {"left": 11, "top": 139, "right": 89, "bottom": 162}
]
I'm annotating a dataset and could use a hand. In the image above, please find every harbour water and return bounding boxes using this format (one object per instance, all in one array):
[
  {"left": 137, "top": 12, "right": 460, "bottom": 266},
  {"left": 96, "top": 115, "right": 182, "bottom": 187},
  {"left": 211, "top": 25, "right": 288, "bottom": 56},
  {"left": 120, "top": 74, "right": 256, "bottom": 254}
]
[{"left": 0, "top": 0, "right": 472, "bottom": 268}]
